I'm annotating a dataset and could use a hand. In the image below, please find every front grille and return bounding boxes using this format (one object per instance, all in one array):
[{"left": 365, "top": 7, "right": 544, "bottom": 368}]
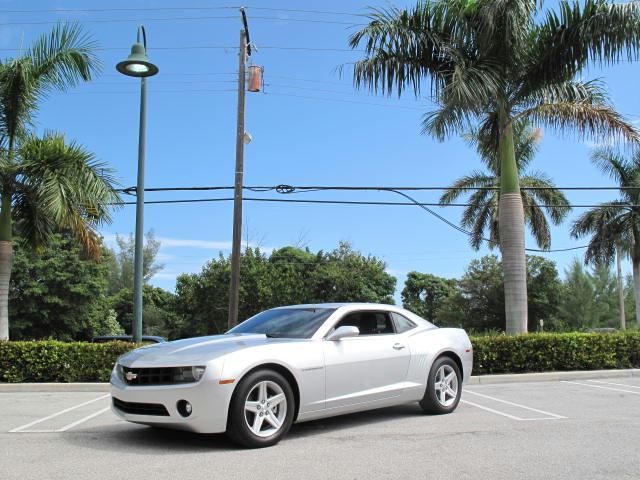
[
  {"left": 121, "top": 366, "right": 195, "bottom": 386},
  {"left": 113, "top": 397, "right": 170, "bottom": 416}
]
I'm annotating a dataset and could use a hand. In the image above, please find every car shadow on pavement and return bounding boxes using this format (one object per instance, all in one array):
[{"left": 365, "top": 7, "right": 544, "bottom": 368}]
[
  {"left": 288, "top": 403, "right": 424, "bottom": 439},
  {"left": 62, "top": 403, "right": 425, "bottom": 453}
]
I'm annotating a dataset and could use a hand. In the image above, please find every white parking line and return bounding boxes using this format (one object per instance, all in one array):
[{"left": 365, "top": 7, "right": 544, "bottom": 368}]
[
  {"left": 587, "top": 379, "right": 640, "bottom": 390},
  {"left": 562, "top": 381, "right": 640, "bottom": 395},
  {"left": 464, "top": 390, "right": 567, "bottom": 419},
  {"left": 57, "top": 406, "right": 111, "bottom": 432},
  {"left": 8, "top": 394, "right": 110, "bottom": 433},
  {"left": 461, "top": 400, "right": 523, "bottom": 420}
]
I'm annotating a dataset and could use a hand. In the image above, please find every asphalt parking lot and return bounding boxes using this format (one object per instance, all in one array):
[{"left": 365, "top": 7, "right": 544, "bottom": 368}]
[{"left": 2, "top": 376, "right": 640, "bottom": 480}]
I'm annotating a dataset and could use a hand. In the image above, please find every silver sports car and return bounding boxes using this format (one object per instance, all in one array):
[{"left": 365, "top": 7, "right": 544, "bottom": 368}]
[{"left": 110, "top": 303, "right": 473, "bottom": 448}]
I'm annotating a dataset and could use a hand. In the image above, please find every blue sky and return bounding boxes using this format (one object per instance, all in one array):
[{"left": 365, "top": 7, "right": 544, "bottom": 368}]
[{"left": 5, "top": 1, "right": 640, "bottom": 300}]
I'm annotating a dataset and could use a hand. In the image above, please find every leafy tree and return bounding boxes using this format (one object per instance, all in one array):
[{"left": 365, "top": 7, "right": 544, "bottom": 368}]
[
  {"left": 109, "top": 285, "right": 181, "bottom": 339},
  {"left": 349, "top": 0, "right": 640, "bottom": 333},
  {"left": 437, "top": 255, "right": 561, "bottom": 332},
  {"left": 571, "top": 148, "right": 640, "bottom": 327},
  {"left": 106, "top": 230, "right": 163, "bottom": 294},
  {"left": 90, "top": 309, "right": 124, "bottom": 337},
  {"left": 437, "top": 255, "right": 505, "bottom": 331},
  {"left": 440, "top": 123, "right": 570, "bottom": 250},
  {"left": 401, "top": 272, "right": 456, "bottom": 322},
  {"left": 9, "top": 233, "right": 111, "bottom": 340},
  {"left": 557, "top": 259, "right": 622, "bottom": 329},
  {"left": 309, "top": 242, "right": 396, "bottom": 305},
  {"left": 175, "top": 243, "right": 396, "bottom": 337},
  {"left": 0, "top": 25, "right": 120, "bottom": 340}
]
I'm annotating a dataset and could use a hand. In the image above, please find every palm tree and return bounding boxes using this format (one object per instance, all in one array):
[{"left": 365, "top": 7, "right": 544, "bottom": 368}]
[
  {"left": 0, "top": 25, "right": 120, "bottom": 340},
  {"left": 571, "top": 148, "right": 640, "bottom": 327},
  {"left": 440, "top": 123, "right": 570, "bottom": 250},
  {"left": 349, "top": 0, "right": 640, "bottom": 333}
]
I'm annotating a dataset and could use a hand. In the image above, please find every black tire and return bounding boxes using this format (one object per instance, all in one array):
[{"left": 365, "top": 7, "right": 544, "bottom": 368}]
[
  {"left": 419, "top": 356, "right": 462, "bottom": 415},
  {"left": 226, "top": 369, "right": 295, "bottom": 448}
]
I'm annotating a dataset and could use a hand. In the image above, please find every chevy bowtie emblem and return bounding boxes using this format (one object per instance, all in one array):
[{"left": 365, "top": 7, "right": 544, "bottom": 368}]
[{"left": 125, "top": 371, "right": 138, "bottom": 381}]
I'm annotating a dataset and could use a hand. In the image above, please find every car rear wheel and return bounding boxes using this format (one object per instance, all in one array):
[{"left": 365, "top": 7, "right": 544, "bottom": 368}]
[
  {"left": 226, "top": 369, "right": 295, "bottom": 448},
  {"left": 419, "top": 356, "right": 462, "bottom": 414}
]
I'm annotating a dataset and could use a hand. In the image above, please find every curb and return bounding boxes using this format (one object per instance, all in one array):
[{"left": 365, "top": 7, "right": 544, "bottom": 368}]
[
  {"left": 465, "top": 368, "right": 640, "bottom": 385},
  {"left": 1, "top": 368, "right": 639, "bottom": 391}
]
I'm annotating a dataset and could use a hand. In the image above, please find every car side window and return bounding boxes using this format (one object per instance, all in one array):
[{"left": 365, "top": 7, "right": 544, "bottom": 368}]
[
  {"left": 391, "top": 312, "right": 417, "bottom": 333},
  {"left": 334, "top": 311, "right": 395, "bottom": 336}
]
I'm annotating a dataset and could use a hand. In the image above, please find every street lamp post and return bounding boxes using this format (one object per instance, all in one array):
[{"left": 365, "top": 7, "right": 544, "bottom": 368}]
[{"left": 116, "top": 25, "right": 159, "bottom": 343}]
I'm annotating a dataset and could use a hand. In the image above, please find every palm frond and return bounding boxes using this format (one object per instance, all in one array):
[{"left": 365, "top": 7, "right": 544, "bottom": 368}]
[
  {"left": 15, "top": 133, "right": 121, "bottom": 256},
  {"left": 348, "top": 2, "right": 501, "bottom": 104},
  {"left": 516, "top": 100, "right": 640, "bottom": 146},
  {"left": 516, "top": 78, "right": 609, "bottom": 110},
  {"left": 522, "top": 0, "right": 640, "bottom": 89},
  {"left": 520, "top": 171, "right": 571, "bottom": 224},
  {"left": 522, "top": 191, "right": 552, "bottom": 250},
  {"left": 439, "top": 171, "right": 494, "bottom": 204},
  {"left": 570, "top": 201, "right": 631, "bottom": 265},
  {"left": 28, "top": 23, "right": 100, "bottom": 91}
]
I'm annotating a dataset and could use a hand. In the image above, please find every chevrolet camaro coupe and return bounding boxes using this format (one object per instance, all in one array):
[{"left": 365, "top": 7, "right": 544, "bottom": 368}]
[{"left": 110, "top": 303, "right": 473, "bottom": 448}]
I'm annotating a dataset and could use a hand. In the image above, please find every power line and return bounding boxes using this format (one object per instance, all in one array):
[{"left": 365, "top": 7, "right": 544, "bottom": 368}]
[
  {"left": 119, "top": 184, "right": 640, "bottom": 193},
  {"left": 0, "top": 15, "right": 359, "bottom": 27},
  {"left": 0, "top": 5, "right": 361, "bottom": 16}
]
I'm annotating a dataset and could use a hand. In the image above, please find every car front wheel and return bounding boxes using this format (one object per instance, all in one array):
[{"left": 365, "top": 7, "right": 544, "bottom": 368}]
[
  {"left": 419, "top": 356, "right": 462, "bottom": 414},
  {"left": 226, "top": 369, "right": 295, "bottom": 448}
]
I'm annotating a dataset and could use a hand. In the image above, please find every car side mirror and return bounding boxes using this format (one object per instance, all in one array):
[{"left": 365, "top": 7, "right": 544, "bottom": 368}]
[{"left": 326, "top": 326, "right": 360, "bottom": 341}]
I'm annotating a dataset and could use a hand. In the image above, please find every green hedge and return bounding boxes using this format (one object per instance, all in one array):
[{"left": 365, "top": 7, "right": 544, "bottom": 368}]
[
  {"left": 0, "top": 341, "right": 137, "bottom": 383},
  {"left": 471, "top": 332, "right": 640, "bottom": 375},
  {"left": 1, "top": 333, "right": 639, "bottom": 382}
]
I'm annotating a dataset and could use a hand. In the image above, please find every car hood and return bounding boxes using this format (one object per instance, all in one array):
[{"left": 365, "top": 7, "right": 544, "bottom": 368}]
[{"left": 118, "top": 333, "right": 277, "bottom": 367}]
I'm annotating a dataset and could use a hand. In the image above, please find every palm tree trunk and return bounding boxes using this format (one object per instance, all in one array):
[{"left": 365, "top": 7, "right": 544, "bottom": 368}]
[
  {"left": 633, "top": 259, "right": 640, "bottom": 327},
  {"left": 0, "top": 191, "right": 12, "bottom": 340},
  {"left": 498, "top": 117, "right": 528, "bottom": 334}
]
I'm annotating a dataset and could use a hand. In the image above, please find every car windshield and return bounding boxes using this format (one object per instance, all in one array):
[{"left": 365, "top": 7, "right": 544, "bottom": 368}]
[{"left": 227, "top": 308, "right": 336, "bottom": 339}]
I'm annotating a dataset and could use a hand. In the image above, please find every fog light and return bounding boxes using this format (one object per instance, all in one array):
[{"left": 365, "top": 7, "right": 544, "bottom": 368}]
[{"left": 177, "top": 400, "right": 192, "bottom": 417}]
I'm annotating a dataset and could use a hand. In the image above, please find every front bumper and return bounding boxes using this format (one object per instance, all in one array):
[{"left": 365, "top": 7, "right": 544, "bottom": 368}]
[{"left": 110, "top": 372, "right": 233, "bottom": 434}]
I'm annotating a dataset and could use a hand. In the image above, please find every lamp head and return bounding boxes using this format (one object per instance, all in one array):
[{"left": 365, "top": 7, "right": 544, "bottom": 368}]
[{"left": 116, "top": 43, "right": 159, "bottom": 78}]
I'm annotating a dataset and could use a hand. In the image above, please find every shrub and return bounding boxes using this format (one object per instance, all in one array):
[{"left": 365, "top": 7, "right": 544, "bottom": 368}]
[
  {"left": 0, "top": 340, "right": 136, "bottom": 383},
  {"left": 471, "top": 332, "right": 640, "bottom": 375},
  {"left": 0, "top": 332, "right": 639, "bottom": 382}
]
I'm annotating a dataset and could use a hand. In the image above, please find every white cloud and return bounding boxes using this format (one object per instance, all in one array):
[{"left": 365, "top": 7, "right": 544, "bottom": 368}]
[
  {"left": 156, "top": 237, "right": 233, "bottom": 250},
  {"left": 101, "top": 233, "right": 276, "bottom": 252}
]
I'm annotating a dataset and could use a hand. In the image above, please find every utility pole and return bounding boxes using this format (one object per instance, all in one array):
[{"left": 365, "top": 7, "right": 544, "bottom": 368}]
[
  {"left": 616, "top": 244, "right": 626, "bottom": 330},
  {"left": 228, "top": 20, "right": 248, "bottom": 330}
]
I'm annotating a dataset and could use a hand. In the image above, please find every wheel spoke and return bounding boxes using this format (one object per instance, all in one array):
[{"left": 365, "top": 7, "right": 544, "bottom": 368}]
[
  {"left": 264, "top": 410, "right": 282, "bottom": 429},
  {"left": 258, "top": 381, "right": 268, "bottom": 403},
  {"left": 439, "top": 389, "right": 446, "bottom": 404},
  {"left": 251, "top": 413, "right": 264, "bottom": 433},
  {"left": 445, "top": 371, "right": 456, "bottom": 384},
  {"left": 245, "top": 401, "right": 260, "bottom": 413},
  {"left": 268, "top": 393, "right": 285, "bottom": 407}
]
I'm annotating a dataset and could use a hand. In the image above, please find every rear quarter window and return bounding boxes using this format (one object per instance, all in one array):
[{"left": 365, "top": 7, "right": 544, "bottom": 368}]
[{"left": 391, "top": 312, "right": 417, "bottom": 333}]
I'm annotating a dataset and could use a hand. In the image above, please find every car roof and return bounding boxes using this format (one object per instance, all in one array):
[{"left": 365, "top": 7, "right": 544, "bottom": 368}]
[{"left": 273, "top": 302, "right": 396, "bottom": 310}]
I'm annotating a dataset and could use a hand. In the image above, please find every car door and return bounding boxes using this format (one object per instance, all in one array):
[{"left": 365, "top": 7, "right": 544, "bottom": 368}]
[{"left": 322, "top": 310, "right": 411, "bottom": 410}]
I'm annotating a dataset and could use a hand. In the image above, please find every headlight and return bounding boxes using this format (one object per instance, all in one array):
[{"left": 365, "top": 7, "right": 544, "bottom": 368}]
[
  {"left": 111, "top": 363, "right": 122, "bottom": 381},
  {"left": 173, "top": 366, "right": 206, "bottom": 383}
]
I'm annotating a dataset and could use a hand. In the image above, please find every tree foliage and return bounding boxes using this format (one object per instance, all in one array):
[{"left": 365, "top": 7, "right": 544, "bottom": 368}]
[
  {"left": 9, "top": 233, "right": 111, "bottom": 340},
  {"left": 105, "top": 230, "right": 163, "bottom": 294},
  {"left": 401, "top": 272, "right": 456, "bottom": 322},
  {"left": 436, "top": 255, "right": 561, "bottom": 332},
  {"left": 175, "top": 242, "right": 396, "bottom": 337}
]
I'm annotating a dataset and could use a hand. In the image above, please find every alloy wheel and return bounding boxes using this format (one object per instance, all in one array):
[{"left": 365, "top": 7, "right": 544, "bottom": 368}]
[
  {"left": 434, "top": 364, "right": 458, "bottom": 407},
  {"left": 244, "top": 380, "right": 288, "bottom": 437}
]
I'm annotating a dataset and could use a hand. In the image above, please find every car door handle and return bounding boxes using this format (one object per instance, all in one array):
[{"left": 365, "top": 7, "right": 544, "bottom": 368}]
[{"left": 393, "top": 343, "right": 406, "bottom": 350}]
